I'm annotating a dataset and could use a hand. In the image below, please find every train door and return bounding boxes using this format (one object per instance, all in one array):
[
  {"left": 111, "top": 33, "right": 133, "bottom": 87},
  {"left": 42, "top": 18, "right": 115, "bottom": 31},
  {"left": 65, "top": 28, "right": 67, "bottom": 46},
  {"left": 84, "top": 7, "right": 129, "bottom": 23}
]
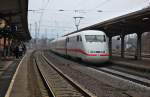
[{"left": 65, "top": 38, "right": 68, "bottom": 55}]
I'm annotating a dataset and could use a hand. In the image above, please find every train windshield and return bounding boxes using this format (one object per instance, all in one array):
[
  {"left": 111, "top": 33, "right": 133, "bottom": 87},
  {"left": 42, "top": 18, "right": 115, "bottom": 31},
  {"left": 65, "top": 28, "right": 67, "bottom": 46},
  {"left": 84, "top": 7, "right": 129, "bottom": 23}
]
[{"left": 85, "top": 35, "right": 106, "bottom": 42}]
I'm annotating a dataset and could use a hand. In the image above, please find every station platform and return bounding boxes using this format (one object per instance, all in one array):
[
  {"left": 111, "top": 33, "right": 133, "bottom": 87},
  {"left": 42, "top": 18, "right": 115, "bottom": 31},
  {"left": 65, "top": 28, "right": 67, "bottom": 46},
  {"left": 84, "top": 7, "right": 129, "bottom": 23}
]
[
  {"left": 3, "top": 50, "right": 42, "bottom": 97},
  {"left": 0, "top": 57, "right": 21, "bottom": 97},
  {"left": 0, "top": 59, "right": 13, "bottom": 76},
  {"left": 4, "top": 51, "right": 32, "bottom": 97},
  {"left": 111, "top": 55, "right": 150, "bottom": 71}
]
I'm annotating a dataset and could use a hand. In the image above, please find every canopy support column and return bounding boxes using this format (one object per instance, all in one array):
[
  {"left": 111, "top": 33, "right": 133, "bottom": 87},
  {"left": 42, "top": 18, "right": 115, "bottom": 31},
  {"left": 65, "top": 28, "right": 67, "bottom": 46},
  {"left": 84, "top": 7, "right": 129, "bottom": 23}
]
[
  {"left": 121, "top": 34, "right": 125, "bottom": 58},
  {"left": 135, "top": 33, "right": 142, "bottom": 60},
  {"left": 109, "top": 36, "right": 112, "bottom": 59}
]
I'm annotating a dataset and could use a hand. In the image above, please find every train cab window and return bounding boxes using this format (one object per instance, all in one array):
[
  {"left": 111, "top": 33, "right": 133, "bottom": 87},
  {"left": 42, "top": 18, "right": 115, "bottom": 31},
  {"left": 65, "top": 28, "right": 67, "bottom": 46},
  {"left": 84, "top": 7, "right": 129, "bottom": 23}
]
[{"left": 85, "top": 35, "right": 106, "bottom": 42}]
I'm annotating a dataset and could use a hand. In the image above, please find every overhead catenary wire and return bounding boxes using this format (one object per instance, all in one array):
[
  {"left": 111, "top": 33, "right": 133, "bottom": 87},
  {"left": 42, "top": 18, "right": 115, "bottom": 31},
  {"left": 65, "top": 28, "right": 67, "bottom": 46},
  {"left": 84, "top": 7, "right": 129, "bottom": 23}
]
[
  {"left": 28, "top": 0, "right": 51, "bottom": 39},
  {"left": 37, "top": 0, "right": 52, "bottom": 38},
  {"left": 91, "top": 0, "right": 111, "bottom": 10},
  {"left": 73, "top": 0, "right": 89, "bottom": 10}
]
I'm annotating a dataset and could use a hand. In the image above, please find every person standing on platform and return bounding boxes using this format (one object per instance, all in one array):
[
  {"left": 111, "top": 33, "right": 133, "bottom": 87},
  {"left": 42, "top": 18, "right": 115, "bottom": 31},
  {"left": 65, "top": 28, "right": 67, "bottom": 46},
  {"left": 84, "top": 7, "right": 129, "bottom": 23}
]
[
  {"left": 15, "top": 45, "right": 19, "bottom": 58},
  {"left": 22, "top": 43, "right": 26, "bottom": 54},
  {"left": 19, "top": 44, "right": 23, "bottom": 57}
]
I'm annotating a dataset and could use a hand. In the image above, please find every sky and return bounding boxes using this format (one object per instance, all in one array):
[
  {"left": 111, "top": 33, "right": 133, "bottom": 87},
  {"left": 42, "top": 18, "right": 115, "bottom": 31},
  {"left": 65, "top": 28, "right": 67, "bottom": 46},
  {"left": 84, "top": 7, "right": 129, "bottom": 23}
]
[{"left": 28, "top": 0, "right": 149, "bottom": 39}]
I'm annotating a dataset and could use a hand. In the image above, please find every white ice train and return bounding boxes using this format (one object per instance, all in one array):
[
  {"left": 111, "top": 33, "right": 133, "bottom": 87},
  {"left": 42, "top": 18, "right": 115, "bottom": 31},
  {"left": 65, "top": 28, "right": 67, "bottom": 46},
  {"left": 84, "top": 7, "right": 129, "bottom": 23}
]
[{"left": 50, "top": 30, "right": 109, "bottom": 63}]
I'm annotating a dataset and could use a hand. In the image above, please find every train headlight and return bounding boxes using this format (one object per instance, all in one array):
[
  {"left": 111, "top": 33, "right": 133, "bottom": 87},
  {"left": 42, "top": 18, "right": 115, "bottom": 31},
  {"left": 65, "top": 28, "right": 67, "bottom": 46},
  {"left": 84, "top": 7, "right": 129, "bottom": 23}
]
[
  {"left": 90, "top": 51, "right": 96, "bottom": 53},
  {"left": 90, "top": 51, "right": 105, "bottom": 53}
]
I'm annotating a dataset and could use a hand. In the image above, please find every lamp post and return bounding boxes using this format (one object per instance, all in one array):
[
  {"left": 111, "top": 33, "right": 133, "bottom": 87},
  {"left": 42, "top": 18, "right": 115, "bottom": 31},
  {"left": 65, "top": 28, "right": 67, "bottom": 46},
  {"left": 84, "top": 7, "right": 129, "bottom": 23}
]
[
  {"left": 59, "top": 9, "right": 103, "bottom": 31},
  {"left": 73, "top": 16, "right": 84, "bottom": 31}
]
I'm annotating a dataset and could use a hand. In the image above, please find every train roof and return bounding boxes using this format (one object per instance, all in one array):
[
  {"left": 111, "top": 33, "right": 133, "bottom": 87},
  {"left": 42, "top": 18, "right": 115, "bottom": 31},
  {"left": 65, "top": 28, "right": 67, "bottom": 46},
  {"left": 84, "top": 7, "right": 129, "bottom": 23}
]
[
  {"left": 51, "top": 30, "right": 106, "bottom": 42},
  {"left": 64, "top": 30, "right": 105, "bottom": 36},
  {"left": 79, "top": 30, "right": 105, "bottom": 35},
  {"left": 51, "top": 36, "right": 66, "bottom": 42},
  {"left": 64, "top": 30, "right": 106, "bottom": 37}
]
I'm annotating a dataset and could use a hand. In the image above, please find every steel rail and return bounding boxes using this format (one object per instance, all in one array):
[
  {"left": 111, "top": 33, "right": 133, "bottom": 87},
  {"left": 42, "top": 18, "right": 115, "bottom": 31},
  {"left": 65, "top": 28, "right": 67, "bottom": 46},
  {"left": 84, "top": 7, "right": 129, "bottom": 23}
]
[
  {"left": 42, "top": 54, "right": 96, "bottom": 97},
  {"left": 34, "top": 57, "right": 55, "bottom": 97}
]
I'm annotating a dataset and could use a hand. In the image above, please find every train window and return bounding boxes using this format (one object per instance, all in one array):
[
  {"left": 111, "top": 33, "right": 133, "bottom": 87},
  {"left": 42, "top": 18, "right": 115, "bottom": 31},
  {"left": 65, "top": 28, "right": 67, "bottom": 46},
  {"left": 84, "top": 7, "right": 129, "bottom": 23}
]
[
  {"left": 77, "top": 35, "right": 79, "bottom": 42},
  {"left": 67, "top": 38, "right": 69, "bottom": 42},
  {"left": 80, "top": 36, "right": 82, "bottom": 41},
  {"left": 104, "top": 35, "right": 106, "bottom": 42},
  {"left": 97, "top": 35, "right": 106, "bottom": 42},
  {"left": 77, "top": 35, "right": 82, "bottom": 42},
  {"left": 85, "top": 35, "right": 105, "bottom": 42}
]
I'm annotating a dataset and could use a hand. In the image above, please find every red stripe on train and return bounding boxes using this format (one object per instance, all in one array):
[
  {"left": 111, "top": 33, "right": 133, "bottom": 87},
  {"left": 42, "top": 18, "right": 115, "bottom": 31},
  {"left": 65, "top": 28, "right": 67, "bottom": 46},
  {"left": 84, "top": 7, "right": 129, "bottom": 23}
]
[{"left": 56, "top": 48, "right": 109, "bottom": 56}]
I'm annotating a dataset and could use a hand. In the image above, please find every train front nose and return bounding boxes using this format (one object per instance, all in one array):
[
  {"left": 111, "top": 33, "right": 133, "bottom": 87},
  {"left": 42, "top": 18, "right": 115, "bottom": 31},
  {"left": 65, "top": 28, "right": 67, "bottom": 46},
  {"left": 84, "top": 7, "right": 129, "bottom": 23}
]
[{"left": 84, "top": 54, "right": 109, "bottom": 63}]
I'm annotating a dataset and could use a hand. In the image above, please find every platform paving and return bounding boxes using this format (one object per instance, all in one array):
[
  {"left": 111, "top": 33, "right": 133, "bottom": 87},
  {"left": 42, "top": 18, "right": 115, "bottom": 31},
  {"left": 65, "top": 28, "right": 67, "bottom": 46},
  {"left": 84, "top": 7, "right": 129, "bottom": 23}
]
[
  {"left": 111, "top": 55, "right": 150, "bottom": 70},
  {"left": 0, "top": 58, "right": 19, "bottom": 97},
  {"left": 6, "top": 52, "right": 30, "bottom": 97},
  {"left": 0, "top": 60, "right": 13, "bottom": 76}
]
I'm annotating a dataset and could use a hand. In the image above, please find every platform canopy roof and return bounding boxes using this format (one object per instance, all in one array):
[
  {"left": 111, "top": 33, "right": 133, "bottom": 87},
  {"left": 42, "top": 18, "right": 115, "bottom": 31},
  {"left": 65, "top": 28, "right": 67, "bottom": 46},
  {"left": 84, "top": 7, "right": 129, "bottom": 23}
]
[
  {"left": 0, "top": 0, "right": 31, "bottom": 41},
  {"left": 66, "top": 7, "right": 150, "bottom": 37}
]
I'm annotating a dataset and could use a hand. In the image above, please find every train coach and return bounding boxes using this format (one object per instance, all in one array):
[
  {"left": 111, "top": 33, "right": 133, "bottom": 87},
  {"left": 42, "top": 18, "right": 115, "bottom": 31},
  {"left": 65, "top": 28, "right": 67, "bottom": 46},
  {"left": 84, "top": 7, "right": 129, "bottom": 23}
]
[{"left": 50, "top": 30, "right": 109, "bottom": 63}]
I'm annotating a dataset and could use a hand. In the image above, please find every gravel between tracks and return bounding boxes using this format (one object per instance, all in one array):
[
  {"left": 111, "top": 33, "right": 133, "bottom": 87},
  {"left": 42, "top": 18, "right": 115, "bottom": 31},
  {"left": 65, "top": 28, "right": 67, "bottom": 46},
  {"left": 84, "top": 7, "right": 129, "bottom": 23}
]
[
  {"left": 44, "top": 52, "right": 126, "bottom": 97},
  {"left": 27, "top": 52, "right": 43, "bottom": 97},
  {"left": 44, "top": 51, "right": 150, "bottom": 97}
]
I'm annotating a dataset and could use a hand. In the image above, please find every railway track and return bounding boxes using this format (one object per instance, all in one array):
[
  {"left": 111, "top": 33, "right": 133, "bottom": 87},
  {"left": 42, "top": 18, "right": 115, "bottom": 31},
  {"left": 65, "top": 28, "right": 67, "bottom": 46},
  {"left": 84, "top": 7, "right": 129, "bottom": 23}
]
[
  {"left": 112, "top": 52, "right": 150, "bottom": 58},
  {"left": 43, "top": 51, "right": 150, "bottom": 97},
  {"left": 81, "top": 61, "right": 150, "bottom": 88},
  {"left": 46, "top": 51, "right": 150, "bottom": 88},
  {"left": 92, "top": 66, "right": 150, "bottom": 87},
  {"left": 34, "top": 51, "right": 95, "bottom": 97}
]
